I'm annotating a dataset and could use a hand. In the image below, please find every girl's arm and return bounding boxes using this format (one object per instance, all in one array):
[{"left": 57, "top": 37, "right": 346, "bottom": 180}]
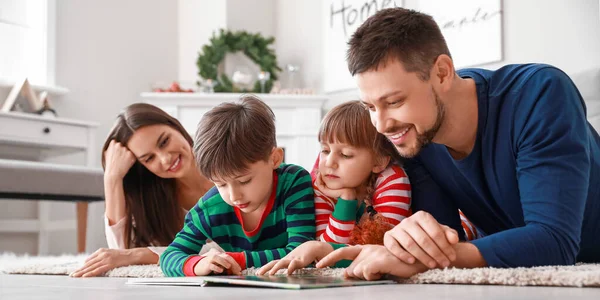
[
  {"left": 314, "top": 181, "right": 360, "bottom": 244},
  {"left": 371, "top": 164, "right": 412, "bottom": 225}
]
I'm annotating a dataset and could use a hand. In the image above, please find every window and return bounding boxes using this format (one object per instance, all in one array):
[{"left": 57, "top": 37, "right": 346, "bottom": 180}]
[{"left": 0, "top": 0, "right": 54, "bottom": 85}]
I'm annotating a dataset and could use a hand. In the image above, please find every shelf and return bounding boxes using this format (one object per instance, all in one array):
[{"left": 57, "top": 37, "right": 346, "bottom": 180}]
[
  {"left": 141, "top": 92, "right": 328, "bottom": 108},
  {"left": 0, "top": 219, "right": 75, "bottom": 233},
  {"left": 0, "top": 78, "right": 69, "bottom": 96}
]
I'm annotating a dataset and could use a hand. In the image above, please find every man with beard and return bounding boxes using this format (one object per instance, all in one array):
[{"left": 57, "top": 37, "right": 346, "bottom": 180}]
[{"left": 316, "top": 7, "right": 600, "bottom": 280}]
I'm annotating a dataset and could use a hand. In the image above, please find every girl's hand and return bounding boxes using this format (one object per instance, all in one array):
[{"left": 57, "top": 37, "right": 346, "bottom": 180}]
[
  {"left": 256, "top": 241, "right": 334, "bottom": 276},
  {"left": 104, "top": 140, "right": 136, "bottom": 181},
  {"left": 315, "top": 173, "right": 357, "bottom": 200},
  {"left": 70, "top": 248, "right": 154, "bottom": 278},
  {"left": 194, "top": 249, "right": 242, "bottom": 276}
]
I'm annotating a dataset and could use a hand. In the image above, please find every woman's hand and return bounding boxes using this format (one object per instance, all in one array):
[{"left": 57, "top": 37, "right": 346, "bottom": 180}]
[
  {"left": 104, "top": 140, "right": 136, "bottom": 181},
  {"left": 193, "top": 249, "right": 242, "bottom": 276},
  {"left": 315, "top": 173, "right": 357, "bottom": 200},
  {"left": 70, "top": 248, "right": 157, "bottom": 278},
  {"left": 257, "top": 241, "right": 334, "bottom": 275}
]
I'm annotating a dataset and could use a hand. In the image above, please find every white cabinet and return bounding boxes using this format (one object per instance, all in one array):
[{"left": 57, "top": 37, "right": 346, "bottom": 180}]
[
  {"left": 0, "top": 111, "right": 98, "bottom": 254},
  {"left": 141, "top": 93, "right": 327, "bottom": 172}
]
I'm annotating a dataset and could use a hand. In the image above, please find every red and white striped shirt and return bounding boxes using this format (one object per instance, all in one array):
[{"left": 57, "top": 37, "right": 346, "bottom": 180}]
[
  {"left": 314, "top": 164, "right": 412, "bottom": 244},
  {"left": 311, "top": 156, "right": 483, "bottom": 243}
]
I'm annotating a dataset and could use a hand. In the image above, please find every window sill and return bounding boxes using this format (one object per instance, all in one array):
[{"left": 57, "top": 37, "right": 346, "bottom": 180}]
[{"left": 0, "top": 78, "right": 69, "bottom": 96}]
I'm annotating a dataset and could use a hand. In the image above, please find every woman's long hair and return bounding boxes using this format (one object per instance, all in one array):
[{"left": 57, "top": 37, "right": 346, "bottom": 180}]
[{"left": 102, "top": 103, "right": 191, "bottom": 248}]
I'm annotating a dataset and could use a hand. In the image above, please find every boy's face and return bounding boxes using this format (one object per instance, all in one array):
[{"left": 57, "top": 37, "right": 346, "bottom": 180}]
[{"left": 212, "top": 148, "right": 283, "bottom": 214}]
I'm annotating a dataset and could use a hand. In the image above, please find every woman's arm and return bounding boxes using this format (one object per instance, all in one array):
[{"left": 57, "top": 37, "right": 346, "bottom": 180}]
[
  {"left": 104, "top": 175, "right": 127, "bottom": 226},
  {"left": 70, "top": 247, "right": 159, "bottom": 277},
  {"left": 103, "top": 140, "right": 135, "bottom": 225}
]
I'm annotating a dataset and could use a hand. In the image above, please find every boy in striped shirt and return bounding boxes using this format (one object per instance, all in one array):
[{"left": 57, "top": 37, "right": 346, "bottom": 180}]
[{"left": 159, "top": 96, "right": 315, "bottom": 277}]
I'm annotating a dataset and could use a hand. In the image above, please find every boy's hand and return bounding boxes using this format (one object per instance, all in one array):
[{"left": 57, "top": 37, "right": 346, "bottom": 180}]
[
  {"left": 384, "top": 211, "right": 459, "bottom": 269},
  {"left": 316, "top": 245, "right": 425, "bottom": 280},
  {"left": 257, "top": 241, "right": 334, "bottom": 275},
  {"left": 194, "top": 249, "right": 242, "bottom": 276},
  {"left": 315, "top": 174, "right": 357, "bottom": 200}
]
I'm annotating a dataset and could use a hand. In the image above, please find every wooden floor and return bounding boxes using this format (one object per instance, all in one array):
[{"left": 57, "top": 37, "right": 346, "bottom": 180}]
[{"left": 1, "top": 274, "right": 599, "bottom": 300}]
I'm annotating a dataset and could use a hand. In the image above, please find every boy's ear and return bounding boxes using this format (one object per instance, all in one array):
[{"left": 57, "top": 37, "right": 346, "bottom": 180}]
[
  {"left": 270, "top": 147, "right": 284, "bottom": 169},
  {"left": 372, "top": 155, "right": 390, "bottom": 174}
]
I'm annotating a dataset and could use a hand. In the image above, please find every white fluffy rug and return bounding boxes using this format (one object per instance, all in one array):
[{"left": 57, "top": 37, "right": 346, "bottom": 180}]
[{"left": 1, "top": 253, "right": 599, "bottom": 287}]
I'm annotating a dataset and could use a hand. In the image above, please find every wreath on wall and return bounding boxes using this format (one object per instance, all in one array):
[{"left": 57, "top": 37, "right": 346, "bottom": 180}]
[{"left": 196, "top": 29, "right": 281, "bottom": 93}]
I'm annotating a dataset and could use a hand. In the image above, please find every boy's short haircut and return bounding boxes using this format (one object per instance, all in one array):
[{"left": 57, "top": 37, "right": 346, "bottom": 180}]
[{"left": 193, "top": 94, "right": 277, "bottom": 181}]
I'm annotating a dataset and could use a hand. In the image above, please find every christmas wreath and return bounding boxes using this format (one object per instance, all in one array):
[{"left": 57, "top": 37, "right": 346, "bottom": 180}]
[{"left": 196, "top": 29, "right": 281, "bottom": 93}]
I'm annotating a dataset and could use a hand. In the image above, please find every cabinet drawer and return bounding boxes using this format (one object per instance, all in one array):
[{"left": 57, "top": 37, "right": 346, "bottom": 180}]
[{"left": 0, "top": 117, "right": 88, "bottom": 149}]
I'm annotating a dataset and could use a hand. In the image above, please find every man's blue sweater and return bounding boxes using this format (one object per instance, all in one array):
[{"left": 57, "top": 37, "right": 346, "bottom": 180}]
[{"left": 406, "top": 64, "right": 600, "bottom": 267}]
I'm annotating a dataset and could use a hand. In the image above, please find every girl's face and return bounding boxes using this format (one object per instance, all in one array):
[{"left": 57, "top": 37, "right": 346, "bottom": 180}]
[
  {"left": 127, "top": 124, "right": 194, "bottom": 179},
  {"left": 318, "top": 141, "right": 387, "bottom": 190}
]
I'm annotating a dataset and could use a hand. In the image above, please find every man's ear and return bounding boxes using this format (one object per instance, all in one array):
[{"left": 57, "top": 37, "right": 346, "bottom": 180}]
[
  {"left": 372, "top": 155, "right": 390, "bottom": 174},
  {"left": 432, "top": 54, "right": 455, "bottom": 93},
  {"left": 270, "top": 147, "right": 284, "bottom": 169}
]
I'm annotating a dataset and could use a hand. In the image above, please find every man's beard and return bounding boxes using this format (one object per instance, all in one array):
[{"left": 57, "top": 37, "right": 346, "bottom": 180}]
[{"left": 397, "top": 90, "right": 445, "bottom": 159}]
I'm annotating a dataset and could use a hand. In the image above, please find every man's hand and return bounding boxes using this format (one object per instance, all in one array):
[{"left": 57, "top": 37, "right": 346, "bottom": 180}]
[
  {"left": 384, "top": 211, "right": 459, "bottom": 268},
  {"left": 316, "top": 245, "right": 425, "bottom": 280},
  {"left": 257, "top": 241, "right": 334, "bottom": 275}
]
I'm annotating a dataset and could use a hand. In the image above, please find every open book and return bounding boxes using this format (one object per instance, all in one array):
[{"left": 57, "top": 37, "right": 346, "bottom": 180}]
[{"left": 127, "top": 275, "right": 396, "bottom": 290}]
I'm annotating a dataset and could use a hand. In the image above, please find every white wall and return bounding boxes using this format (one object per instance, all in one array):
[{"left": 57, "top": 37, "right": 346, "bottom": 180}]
[
  {"left": 274, "top": 0, "right": 323, "bottom": 92},
  {"left": 224, "top": 0, "right": 276, "bottom": 81},
  {"left": 0, "top": 0, "right": 179, "bottom": 254},
  {"left": 178, "top": 0, "right": 276, "bottom": 85},
  {"left": 178, "top": 0, "right": 226, "bottom": 84},
  {"left": 480, "top": 0, "right": 600, "bottom": 74},
  {"left": 274, "top": 0, "right": 600, "bottom": 108}
]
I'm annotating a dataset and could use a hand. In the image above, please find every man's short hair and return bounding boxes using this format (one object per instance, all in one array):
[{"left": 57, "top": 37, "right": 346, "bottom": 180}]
[{"left": 347, "top": 7, "right": 451, "bottom": 81}]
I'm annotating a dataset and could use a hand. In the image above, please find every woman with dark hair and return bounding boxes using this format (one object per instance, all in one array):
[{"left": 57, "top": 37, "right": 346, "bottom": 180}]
[{"left": 71, "top": 103, "right": 214, "bottom": 277}]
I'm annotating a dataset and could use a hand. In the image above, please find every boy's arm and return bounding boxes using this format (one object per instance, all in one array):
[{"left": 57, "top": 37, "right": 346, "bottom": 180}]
[
  {"left": 371, "top": 165, "right": 412, "bottom": 225},
  {"left": 228, "top": 169, "right": 317, "bottom": 269},
  {"left": 159, "top": 205, "right": 210, "bottom": 277}
]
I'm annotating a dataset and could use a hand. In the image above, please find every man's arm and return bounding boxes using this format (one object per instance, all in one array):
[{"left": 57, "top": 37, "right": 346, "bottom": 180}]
[{"left": 471, "top": 67, "right": 589, "bottom": 267}]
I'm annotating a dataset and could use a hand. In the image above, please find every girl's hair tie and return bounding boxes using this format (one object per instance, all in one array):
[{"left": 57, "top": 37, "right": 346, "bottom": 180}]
[{"left": 366, "top": 205, "right": 378, "bottom": 217}]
